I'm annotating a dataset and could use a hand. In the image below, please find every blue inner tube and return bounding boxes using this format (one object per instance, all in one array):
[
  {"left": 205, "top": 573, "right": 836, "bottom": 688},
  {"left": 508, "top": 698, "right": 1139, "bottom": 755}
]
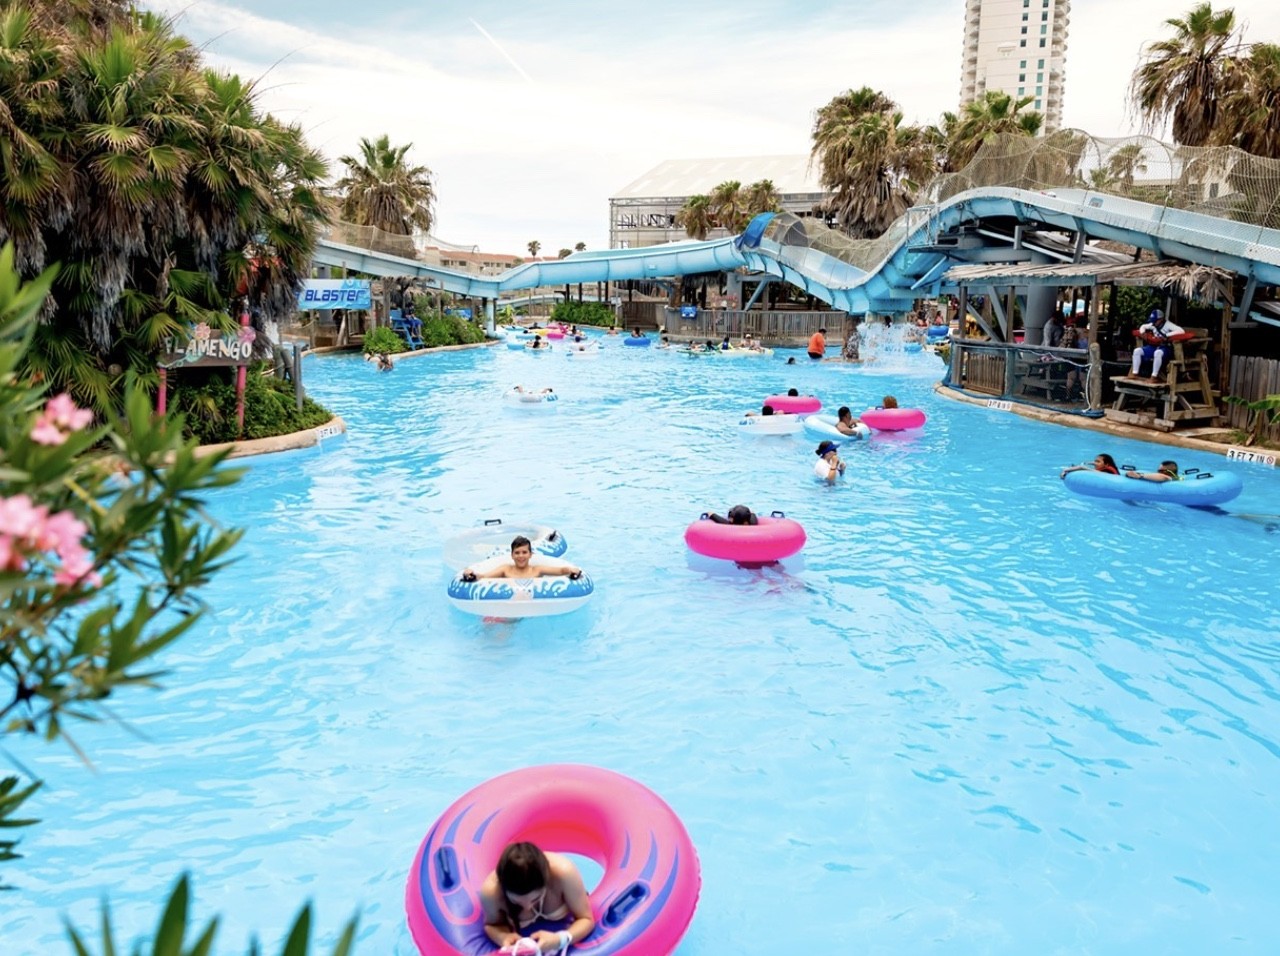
[
  {"left": 623, "top": 336, "right": 651, "bottom": 347},
  {"left": 926, "top": 325, "right": 950, "bottom": 338},
  {"left": 803, "top": 414, "right": 869, "bottom": 442},
  {"left": 1063, "top": 470, "right": 1243, "bottom": 506}
]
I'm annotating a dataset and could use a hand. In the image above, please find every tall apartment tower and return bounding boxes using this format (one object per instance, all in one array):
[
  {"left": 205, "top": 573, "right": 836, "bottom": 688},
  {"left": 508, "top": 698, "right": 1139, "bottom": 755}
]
[{"left": 959, "top": 0, "right": 1070, "bottom": 132}]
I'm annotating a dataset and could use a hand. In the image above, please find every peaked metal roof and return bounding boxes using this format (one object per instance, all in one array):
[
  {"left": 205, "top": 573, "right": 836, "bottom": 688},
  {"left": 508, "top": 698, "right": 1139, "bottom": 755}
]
[{"left": 612, "top": 155, "right": 825, "bottom": 200}]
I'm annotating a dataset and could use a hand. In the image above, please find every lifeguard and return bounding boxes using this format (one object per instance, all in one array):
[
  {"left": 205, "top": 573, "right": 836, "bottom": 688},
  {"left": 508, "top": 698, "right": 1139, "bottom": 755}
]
[{"left": 807, "top": 327, "right": 826, "bottom": 360}]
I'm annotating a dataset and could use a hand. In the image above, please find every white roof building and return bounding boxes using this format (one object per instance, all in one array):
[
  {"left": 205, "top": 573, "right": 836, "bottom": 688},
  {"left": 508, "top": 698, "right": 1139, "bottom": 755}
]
[{"left": 609, "top": 155, "right": 828, "bottom": 249}]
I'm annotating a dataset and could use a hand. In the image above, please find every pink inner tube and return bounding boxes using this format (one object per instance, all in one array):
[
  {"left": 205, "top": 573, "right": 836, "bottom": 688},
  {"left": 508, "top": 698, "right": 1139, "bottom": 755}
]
[
  {"left": 861, "top": 407, "right": 927, "bottom": 431},
  {"left": 406, "top": 764, "right": 701, "bottom": 956},
  {"left": 683, "top": 515, "right": 806, "bottom": 563},
  {"left": 763, "top": 394, "right": 822, "bottom": 415},
  {"left": 546, "top": 330, "right": 565, "bottom": 340}
]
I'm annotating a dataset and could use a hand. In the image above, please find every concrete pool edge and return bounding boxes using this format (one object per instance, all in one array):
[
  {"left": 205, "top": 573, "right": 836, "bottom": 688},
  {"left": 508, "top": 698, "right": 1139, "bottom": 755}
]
[
  {"left": 195, "top": 416, "right": 347, "bottom": 460},
  {"left": 934, "top": 383, "right": 1247, "bottom": 459}
]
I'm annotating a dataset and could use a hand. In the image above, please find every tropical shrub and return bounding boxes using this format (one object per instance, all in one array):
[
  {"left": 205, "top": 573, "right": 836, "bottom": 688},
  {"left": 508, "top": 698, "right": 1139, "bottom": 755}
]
[
  {"left": 421, "top": 313, "right": 487, "bottom": 348},
  {"left": 551, "top": 301, "right": 616, "bottom": 327},
  {"left": 0, "top": 247, "right": 354, "bottom": 949},
  {"left": 362, "top": 326, "right": 408, "bottom": 355},
  {"left": 171, "top": 370, "right": 333, "bottom": 445}
]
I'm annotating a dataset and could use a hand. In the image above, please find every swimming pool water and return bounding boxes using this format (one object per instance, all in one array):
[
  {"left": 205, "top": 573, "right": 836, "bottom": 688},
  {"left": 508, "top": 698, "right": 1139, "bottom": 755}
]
[{"left": 7, "top": 341, "right": 1280, "bottom": 954}]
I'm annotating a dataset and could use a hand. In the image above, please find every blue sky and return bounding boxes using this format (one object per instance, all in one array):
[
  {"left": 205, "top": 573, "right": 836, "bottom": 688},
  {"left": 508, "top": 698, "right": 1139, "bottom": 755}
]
[{"left": 152, "top": 0, "right": 1280, "bottom": 255}]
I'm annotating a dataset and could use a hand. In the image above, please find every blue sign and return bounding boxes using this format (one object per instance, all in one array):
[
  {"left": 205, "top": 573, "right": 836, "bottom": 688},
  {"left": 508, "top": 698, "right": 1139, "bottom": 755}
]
[
  {"left": 298, "top": 279, "right": 372, "bottom": 310},
  {"left": 680, "top": 305, "right": 698, "bottom": 319}
]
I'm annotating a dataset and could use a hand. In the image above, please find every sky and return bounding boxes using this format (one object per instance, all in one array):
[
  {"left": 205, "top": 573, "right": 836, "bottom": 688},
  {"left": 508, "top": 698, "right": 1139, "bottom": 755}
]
[{"left": 150, "top": 0, "right": 1280, "bottom": 256}]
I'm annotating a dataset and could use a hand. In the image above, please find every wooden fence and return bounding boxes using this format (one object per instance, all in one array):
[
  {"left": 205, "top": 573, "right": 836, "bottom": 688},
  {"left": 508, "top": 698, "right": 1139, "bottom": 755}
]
[{"left": 1227, "top": 355, "right": 1280, "bottom": 443}]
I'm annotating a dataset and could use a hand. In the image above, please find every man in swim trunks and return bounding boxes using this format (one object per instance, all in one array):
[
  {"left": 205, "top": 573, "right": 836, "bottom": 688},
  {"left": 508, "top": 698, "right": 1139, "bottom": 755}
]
[
  {"left": 807, "top": 327, "right": 826, "bottom": 360},
  {"left": 834, "top": 406, "right": 863, "bottom": 435},
  {"left": 707, "top": 505, "right": 758, "bottom": 525},
  {"left": 461, "top": 536, "right": 580, "bottom": 582},
  {"left": 481, "top": 842, "right": 595, "bottom": 953}
]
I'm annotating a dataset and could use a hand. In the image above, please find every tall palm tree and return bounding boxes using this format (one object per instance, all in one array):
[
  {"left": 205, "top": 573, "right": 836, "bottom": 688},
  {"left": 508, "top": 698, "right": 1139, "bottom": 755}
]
[
  {"left": 947, "top": 91, "right": 1044, "bottom": 170},
  {"left": 1218, "top": 42, "right": 1280, "bottom": 157},
  {"left": 335, "top": 134, "right": 435, "bottom": 235},
  {"left": 1106, "top": 142, "right": 1149, "bottom": 187},
  {"left": 743, "top": 179, "right": 782, "bottom": 219},
  {"left": 1129, "top": 2, "right": 1239, "bottom": 146},
  {"left": 709, "top": 180, "right": 747, "bottom": 233},
  {"left": 527, "top": 240, "right": 541, "bottom": 257},
  {"left": 811, "top": 87, "right": 938, "bottom": 238},
  {"left": 675, "top": 195, "right": 715, "bottom": 240}
]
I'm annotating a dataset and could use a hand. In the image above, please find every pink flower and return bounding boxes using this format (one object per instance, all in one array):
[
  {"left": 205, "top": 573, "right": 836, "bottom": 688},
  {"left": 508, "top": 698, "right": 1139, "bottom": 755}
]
[
  {"left": 45, "top": 393, "right": 93, "bottom": 431},
  {"left": 37, "top": 510, "right": 88, "bottom": 554},
  {"left": 237, "top": 326, "right": 257, "bottom": 344},
  {"left": 0, "top": 495, "right": 48, "bottom": 540},
  {"left": 31, "top": 394, "right": 93, "bottom": 445},
  {"left": 193, "top": 322, "right": 211, "bottom": 340}
]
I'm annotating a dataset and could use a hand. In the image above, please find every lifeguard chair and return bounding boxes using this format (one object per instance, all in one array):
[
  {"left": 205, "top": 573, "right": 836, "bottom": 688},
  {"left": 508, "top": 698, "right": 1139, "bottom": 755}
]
[{"left": 1106, "top": 327, "right": 1219, "bottom": 431}]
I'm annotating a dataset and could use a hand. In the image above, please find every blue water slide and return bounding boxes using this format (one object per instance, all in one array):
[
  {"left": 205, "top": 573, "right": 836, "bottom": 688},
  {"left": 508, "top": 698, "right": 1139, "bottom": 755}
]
[{"left": 313, "top": 186, "right": 1280, "bottom": 313}]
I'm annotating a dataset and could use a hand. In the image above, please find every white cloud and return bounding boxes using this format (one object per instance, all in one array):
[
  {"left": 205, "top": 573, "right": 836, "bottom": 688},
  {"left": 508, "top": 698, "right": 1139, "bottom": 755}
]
[{"left": 152, "top": 0, "right": 1280, "bottom": 255}]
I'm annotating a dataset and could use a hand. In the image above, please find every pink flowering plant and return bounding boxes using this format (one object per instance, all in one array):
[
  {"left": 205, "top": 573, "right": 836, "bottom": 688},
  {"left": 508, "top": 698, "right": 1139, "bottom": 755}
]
[{"left": 0, "top": 246, "right": 244, "bottom": 887}]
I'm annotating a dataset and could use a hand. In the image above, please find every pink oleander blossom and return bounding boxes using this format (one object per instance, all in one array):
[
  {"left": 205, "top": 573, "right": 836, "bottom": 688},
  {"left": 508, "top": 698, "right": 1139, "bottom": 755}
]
[
  {"left": 238, "top": 326, "right": 257, "bottom": 344},
  {"left": 193, "top": 322, "right": 211, "bottom": 340},
  {"left": 0, "top": 495, "right": 100, "bottom": 587},
  {"left": 31, "top": 394, "right": 93, "bottom": 445}
]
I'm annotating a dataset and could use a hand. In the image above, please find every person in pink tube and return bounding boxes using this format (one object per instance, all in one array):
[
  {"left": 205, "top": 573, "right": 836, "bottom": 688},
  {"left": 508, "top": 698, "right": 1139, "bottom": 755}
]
[{"left": 481, "top": 842, "right": 595, "bottom": 953}]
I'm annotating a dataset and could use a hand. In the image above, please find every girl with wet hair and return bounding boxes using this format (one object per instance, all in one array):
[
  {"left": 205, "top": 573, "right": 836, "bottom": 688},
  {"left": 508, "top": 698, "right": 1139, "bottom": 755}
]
[{"left": 481, "top": 841, "right": 595, "bottom": 952}]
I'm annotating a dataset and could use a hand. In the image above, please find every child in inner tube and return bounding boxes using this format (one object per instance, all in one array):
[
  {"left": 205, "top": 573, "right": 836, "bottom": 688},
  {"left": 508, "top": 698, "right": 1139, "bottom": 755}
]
[
  {"left": 461, "top": 535, "right": 581, "bottom": 581},
  {"left": 707, "top": 505, "right": 758, "bottom": 525}
]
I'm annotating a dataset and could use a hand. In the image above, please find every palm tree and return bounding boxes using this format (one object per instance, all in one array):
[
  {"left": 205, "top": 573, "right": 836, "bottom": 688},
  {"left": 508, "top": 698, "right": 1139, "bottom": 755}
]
[
  {"left": 3, "top": 4, "right": 330, "bottom": 410},
  {"left": 558, "top": 248, "right": 571, "bottom": 258},
  {"left": 527, "top": 240, "right": 541, "bottom": 257},
  {"left": 574, "top": 241, "right": 586, "bottom": 252},
  {"left": 1218, "top": 42, "right": 1280, "bottom": 157},
  {"left": 811, "top": 87, "right": 938, "bottom": 238},
  {"left": 675, "top": 195, "right": 715, "bottom": 240},
  {"left": 1129, "top": 2, "right": 1240, "bottom": 146},
  {"left": 947, "top": 91, "right": 1044, "bottom": 170},
  {"left": 743, "top": 179, "right": 782, "bottom": 219},
  {"left": 709, "top": 180, "right": 748, "bottom": 233},
  {"left": 335, "top": 134, "right": 435, "bottom": 235},
  {"left": 1106, "top": 142, "right": 1149, "bottom": 188}
]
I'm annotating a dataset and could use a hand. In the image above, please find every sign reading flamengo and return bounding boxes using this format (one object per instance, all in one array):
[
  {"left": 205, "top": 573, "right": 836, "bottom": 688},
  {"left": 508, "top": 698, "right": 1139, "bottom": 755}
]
[
  {"left": 297, "top": 278, "right": 372, "bottom": 310},
  {"left": 158, "top": 324, "right": 256, "bottom": 368}
]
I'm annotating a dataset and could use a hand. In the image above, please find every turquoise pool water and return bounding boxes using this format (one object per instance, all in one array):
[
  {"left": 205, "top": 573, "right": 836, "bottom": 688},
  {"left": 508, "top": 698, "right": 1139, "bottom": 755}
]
[{"left": 7, "top": 340, "right": 1280, "bottom": 954}]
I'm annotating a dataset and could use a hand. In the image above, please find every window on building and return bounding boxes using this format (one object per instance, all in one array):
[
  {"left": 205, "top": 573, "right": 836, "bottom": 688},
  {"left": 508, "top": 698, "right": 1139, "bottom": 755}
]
[
  {"left": 1018, "top": 87, "right": 1025, "bottom": 95},
  {"left": 1020, "top": 60, "right": 1027, "bottom": 68},
  {"left": 1022, "top": 12, "right": 1029, "bottom": 20},
  {"left": 1042, "top": 11, "right": 1048, "bottom": 20},
  {"left": 1039, "top": 38, "right": 1046, "bottom": 47},
  {"left": 1021, "top": 26, "right": 1027, "bottom": 34},
  {"left": 1036, "top": 86, "right": 1043, "bottom": 95},
  {"left": 1019, "top": 73, "right": 1026, "bottom": 82},
  {"left": 1035, "top": 99, "right": 1042, "bottom": 110},
  {"left": 1020, "top": 39, "right": 1026, "bottom": 47},
  {"left": 1038, "top": 59, "right": 1045, "bottom": 67}
]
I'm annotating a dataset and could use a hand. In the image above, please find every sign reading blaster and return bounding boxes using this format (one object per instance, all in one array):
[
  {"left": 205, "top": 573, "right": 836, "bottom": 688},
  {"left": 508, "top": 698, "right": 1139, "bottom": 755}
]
[{"left": 297, "top": 278, "right": 372, "bottom": 310}]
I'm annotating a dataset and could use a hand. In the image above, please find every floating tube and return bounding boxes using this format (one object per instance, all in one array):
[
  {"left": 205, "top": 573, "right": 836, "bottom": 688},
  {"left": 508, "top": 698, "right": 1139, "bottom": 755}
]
[
  {"left": 623, "top": 336, "right": 651, "bottom": 347},
  {"left": 1063, "top": 469, "right": 1243, "bottom": 506},
  {"left": 861, "top": 407, "right": 927, "bottom": 431},
  {"left": 447, "top": 555, "right": 593, "bottom": 618},
  {"left": 764, "top": 394, "right": 821, "bottom": 415},
  {"left": 738, "top": 413, "right": 802, "bottom": 436},
  {"left": 442, "top": 519, "right": 568, "bottom": 571},
  {"left": 505, "top": 339, "right": 527, "bottom": 350},
  {"left": 406, "top": 764, "right": 700, "bottom": 956},
  {"left": 565, "top": 344, "right": 600, "bottom": 359},
  {"left": 903, "top": 341, "right": 923, "bottom": 353},
  {"left": 803, "top": 414, "right": 870, "bottom": 442},
  {"left": 717, "top": 347, "right": 773, "bottom": 359},
  {"left": 684, "top": 513, "right": 806, "bottom": 564},
  {"left": 504, "top": 387, "right": 558, "bottom": 408},
  {"left": 926, "top": 325, "right": 950, "bottom": 338}
]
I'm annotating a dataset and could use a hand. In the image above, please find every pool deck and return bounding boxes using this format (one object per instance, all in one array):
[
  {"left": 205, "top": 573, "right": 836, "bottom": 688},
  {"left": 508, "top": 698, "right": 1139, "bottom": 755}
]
[
  {"left": 935, "top": 383, "right": 1255, "bottom": 459},
  {"left": 196, "top": 416, "right": 348, "bottom": 460}
]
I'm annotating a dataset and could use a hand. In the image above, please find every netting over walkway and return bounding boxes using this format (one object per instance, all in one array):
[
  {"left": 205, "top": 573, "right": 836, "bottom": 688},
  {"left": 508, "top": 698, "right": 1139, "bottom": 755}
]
[{"left": 761, "top": 130, "right": 1280, "bottom": 275}]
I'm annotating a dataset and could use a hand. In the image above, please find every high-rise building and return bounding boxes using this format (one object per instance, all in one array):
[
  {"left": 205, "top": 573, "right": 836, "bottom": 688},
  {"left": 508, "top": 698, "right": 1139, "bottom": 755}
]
[{"left": 959, "top": 0, "right": 1070, "bottom": 132}]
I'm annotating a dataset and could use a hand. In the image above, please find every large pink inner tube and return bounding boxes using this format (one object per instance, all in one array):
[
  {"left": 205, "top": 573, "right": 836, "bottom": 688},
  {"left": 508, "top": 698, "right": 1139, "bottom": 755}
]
[
  {"left": 861, "top": 407, "right": 927, "bottom": 431},
  {"left": 406, "top": 765, "right": 700, "bottom": 956},
  {"left": 763, "top": 394, "right": 821, "bottom": 415},
  {"left": 683, "top": 514, "right": 806, "bottom": 563}
]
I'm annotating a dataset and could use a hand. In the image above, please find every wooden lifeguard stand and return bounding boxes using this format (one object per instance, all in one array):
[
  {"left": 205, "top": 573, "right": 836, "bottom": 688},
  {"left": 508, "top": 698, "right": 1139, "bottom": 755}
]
[{"left": 1105, "top": 327, "right": 1219, "bottom": 431}]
